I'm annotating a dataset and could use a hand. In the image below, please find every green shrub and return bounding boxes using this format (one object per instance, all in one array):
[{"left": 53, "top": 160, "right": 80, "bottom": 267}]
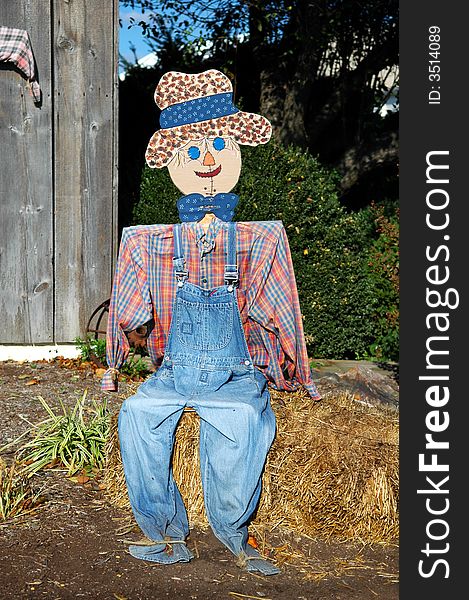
[
  {"left": 75, "top": 336, "right": 107, "bottom": 364},
  {"left": 365, "top": 203, "right": 400, "bottom": 362},
  {"left": 133, "top": 167, "right": 180, "bottom": 225},
  {"left": 132, "top": 141, "right": 398, "bottom": 361}
]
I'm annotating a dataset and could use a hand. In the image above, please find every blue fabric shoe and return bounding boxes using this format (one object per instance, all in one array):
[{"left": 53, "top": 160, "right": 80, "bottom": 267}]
[
  {"left": 236, "top": 546, "right": 281, "bottom": 576},
  {"left": 127, "top": 539, "right": 194, "bottom": 564}
]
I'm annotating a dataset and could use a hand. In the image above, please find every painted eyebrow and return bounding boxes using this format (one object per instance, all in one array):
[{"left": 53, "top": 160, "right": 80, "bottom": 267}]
[
  {"left": 186, "top": 139, "right": 205, "bottom": 148},
  {"left": 174, "top": 140, "right": 203, "bottom": 163}
]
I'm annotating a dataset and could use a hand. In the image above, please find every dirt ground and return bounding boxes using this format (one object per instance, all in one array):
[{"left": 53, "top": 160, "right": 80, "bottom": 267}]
[{"left": 0, "top": 359, "right": 399, "bottom": 600}]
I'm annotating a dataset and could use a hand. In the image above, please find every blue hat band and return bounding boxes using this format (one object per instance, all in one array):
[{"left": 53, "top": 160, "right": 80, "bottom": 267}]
[{"left": 159, "top": 92, "right": 239, "bottom": 129}]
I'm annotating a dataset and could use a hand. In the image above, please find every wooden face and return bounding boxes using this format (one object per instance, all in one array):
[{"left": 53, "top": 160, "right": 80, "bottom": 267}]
[{"left": 167, "top": 136, "right": 241, "bottom": 196}]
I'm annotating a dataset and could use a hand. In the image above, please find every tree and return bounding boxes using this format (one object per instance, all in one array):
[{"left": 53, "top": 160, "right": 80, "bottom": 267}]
[{"left": 120, "top": 0, "right": 398, "bottom": 207}]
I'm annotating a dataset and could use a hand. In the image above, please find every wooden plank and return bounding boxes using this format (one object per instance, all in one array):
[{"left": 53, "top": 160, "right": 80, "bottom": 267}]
[
  {"left": 53, "top": 0, "right": 118, "bottom": 342},
  {"left": 0, "top": 1, "right": 54, "bottom": 343}
]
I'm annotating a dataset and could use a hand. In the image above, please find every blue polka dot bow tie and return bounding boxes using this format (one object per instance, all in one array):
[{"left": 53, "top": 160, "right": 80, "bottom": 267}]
[{"left": 177, "top": 193, "right": 239, "bottom": 223}]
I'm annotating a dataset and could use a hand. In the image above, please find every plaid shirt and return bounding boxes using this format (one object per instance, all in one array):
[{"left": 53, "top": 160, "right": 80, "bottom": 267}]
[
  {"left": 0, "top": 26, "right": 41, "bottom": 102},
  {"left": 102, "top": 219, "right": 320, "bottom": 400}
]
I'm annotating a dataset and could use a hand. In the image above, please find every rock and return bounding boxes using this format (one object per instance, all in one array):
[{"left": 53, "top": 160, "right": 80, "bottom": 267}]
[{"left": 315, "top": 363, "right": 399, "bottom": 409}]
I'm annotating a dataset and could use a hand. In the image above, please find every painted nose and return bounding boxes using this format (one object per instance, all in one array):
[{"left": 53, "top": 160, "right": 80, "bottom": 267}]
[{"left": 203, "top": 150, "right": 216, "bottom": 167}]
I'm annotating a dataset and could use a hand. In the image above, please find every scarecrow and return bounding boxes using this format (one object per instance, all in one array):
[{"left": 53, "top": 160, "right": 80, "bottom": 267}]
[{"left": 102, "top": 69, "right": 320, "bottom": 575}]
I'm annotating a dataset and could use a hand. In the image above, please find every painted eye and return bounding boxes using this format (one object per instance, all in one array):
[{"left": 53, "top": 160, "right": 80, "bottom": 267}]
[
  {"left": 188, "top": 146, "right": 200, "bottom": 160},
  {"left": 213, "top": 137, "right": 225, "bottom": 151}
]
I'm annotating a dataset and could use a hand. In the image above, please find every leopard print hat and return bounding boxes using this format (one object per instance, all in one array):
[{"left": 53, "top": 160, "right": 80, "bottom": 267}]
[{"left": 145, "top": 69, "right": 272, "bottom": 169}]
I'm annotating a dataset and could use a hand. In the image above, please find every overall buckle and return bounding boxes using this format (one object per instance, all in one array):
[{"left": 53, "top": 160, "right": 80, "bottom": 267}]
[
  {"left": 224, "top": 265, "right": 238, "bottom": 291},
  {"left": 175, "top": 270, "right": 188, "bottom": 287},
  {"left": 173, "top": 256, "right": 188, "bottom": 287}
]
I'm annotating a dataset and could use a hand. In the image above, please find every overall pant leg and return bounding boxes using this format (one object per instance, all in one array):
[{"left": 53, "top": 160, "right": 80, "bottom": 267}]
[
  {"left": 118, "top": 371, "right": 194, "bottom": 563},
  {"left": 193, "top": 369, "right": 278, "bottom": 573}
]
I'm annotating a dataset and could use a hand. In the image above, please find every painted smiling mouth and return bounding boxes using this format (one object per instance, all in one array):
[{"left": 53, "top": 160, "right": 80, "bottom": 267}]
[{"left": 195, "top": 165, "right": 222, "bottom": 178}]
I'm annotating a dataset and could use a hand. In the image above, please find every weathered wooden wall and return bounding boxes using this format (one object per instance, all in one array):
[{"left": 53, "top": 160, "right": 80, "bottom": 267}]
[
  {"left": 0, "top": 1, "right": 54, "bottom": 343},
  {"left": 0, "top": 0, "right": 118, "bottom": 344}
]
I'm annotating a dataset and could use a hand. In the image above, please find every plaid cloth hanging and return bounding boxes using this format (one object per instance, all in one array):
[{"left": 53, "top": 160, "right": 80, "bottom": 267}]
[{"left": 0, "top": 26, "right": 41, "bottom": 102}]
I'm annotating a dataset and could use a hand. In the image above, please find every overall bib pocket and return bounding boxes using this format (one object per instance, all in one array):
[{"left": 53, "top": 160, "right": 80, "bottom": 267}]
[{"left": 176, "top": 298, "right": 234, "bottom": 351}]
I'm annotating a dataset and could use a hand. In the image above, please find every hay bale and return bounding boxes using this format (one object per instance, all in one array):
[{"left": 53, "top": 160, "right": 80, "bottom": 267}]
[{"left": 102, "top": 389, "right": 398, "bottom": 544}]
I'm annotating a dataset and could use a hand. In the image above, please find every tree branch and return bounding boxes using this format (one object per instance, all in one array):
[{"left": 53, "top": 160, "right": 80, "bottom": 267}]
[{"left": 335, "top": 130, "right": 398, "bottom": 193}]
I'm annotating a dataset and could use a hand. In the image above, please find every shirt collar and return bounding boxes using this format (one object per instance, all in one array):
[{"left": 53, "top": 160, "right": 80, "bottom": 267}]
[{"left": 188, "top": 218, "right": 226, "bottom": 256}]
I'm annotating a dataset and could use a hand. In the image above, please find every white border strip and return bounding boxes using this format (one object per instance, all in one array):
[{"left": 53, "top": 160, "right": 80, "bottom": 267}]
[{"left": 0, "top": 345, "right": 81, "bottom": 362}]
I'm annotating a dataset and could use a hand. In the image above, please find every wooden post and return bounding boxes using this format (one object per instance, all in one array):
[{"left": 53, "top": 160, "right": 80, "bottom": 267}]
[{"left": 53, "top": 0, "right": 118, "bottom": 342}]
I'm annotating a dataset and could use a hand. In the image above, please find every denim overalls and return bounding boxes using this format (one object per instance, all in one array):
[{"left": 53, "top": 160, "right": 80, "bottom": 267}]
[{"left": 118, "top": 222, "right": 279, "bottom": 575}]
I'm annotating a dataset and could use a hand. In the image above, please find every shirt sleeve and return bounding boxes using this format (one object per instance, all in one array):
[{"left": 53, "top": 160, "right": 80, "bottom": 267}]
[
  {"left": 247, "top": 224, "right": 321, "bottom": 401},
  {"left": 101, "top": 229, "right": 153, "bottom": 391}
]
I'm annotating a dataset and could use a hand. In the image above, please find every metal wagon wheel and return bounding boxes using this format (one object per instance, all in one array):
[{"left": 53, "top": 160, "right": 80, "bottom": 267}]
[
  {"left": 86, "top": 298, "right": 150, "bottom": 360},
  {"left": 83, "top": 299, "right": 110, "bottom": 368},
  {"left": 86, "top": 299, "right": 110, "bottom": 340}
]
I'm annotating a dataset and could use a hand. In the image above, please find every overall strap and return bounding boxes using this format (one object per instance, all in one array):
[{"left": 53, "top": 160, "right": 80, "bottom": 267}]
[
  {"left": 224, "top": 222, "right": 238, "bottom": 290},
  {"left": 173, "top": 224, "right": 188, "bottom": 287}
]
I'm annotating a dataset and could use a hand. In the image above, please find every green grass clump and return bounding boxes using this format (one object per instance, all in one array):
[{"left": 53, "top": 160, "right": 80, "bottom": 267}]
[
  {"left": 18, "top": 392, "right": 110, "bottom": 478},
  {"left": 0, "top": 457, "right": 45, "bottom": 521}
]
